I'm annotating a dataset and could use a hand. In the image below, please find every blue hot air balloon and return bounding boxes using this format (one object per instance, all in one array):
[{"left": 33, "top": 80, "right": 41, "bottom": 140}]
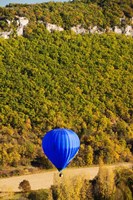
[{"left": 42, "top": 128, "right": 80, "bottom": 173}]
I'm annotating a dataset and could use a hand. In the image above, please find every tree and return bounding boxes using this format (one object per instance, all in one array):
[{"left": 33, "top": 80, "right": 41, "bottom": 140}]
[
  {"left": 93, "top": 164, "right": 116, "bottom": 199},
  {"left": 114, "top": 168, "right": 133, "bottom": 200},
  {"left": 51, "top": 175, "right": 89, "bottom": 200},
  {"left": 19, "top": 180, "right": 31, "bottom": 192}
]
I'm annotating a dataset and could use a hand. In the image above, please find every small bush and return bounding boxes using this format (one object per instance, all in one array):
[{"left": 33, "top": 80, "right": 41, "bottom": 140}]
[
  {"left": 28, "top": 189, "right": 49, "bottom": 200},
  {"left": 19, "top": 180, "right": 31, "bottom": 192}
]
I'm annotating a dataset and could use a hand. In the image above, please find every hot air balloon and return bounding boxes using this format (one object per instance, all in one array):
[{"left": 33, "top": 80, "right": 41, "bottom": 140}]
[{"left": 42, "top": 128, "right": 80, "bottom": 175}]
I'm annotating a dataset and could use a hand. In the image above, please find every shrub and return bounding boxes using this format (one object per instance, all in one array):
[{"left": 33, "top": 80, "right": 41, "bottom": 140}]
[
  {"left": 19, "top": 180, "right": 31, "bottom": 192},
  {"left": 28, "top": 189, "right": 49, "bottom": 200}
]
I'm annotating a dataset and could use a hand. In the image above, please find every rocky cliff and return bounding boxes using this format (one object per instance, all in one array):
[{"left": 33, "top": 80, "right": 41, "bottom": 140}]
[{"left": 0, "top": 16, "right": 133, "bottom": 39}]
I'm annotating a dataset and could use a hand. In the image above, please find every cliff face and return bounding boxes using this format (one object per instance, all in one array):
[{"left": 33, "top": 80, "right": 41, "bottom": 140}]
[
  {"left": 0, "top": 16, "right": 29, "bottom": 39},
  {"left": 0, "top": 16, "right": 133, "bottom": 39}
]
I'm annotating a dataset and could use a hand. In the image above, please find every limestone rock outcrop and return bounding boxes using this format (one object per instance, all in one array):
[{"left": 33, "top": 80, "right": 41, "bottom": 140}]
[{"left": 0, "top": 16, "right": 133, "bottom": 39}]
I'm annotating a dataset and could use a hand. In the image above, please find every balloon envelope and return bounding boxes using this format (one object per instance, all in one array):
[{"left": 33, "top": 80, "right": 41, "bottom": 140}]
[{"left": 42, "top": 128, "right": 80, "bottom": 171}]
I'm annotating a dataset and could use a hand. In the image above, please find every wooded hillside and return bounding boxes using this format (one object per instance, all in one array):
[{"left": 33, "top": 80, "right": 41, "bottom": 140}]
[
  {"left": 0, "top": 0, "right": 133, "bottom": 168},
  {"left": 0, "top": 0, "right": 133, "bottom": 32}
]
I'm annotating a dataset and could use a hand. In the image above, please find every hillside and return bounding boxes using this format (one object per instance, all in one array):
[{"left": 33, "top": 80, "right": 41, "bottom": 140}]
[
  {"left": 0, "top": 0, "right": 133, "bottom": 35},
  {"left": 0, "top": 0, "right": 133, "bottom": 169}
]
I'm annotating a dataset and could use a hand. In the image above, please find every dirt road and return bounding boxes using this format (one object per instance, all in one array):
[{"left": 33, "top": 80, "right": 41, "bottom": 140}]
[{"left": 0, "top": 163, "right": 132, "bottom": 192}]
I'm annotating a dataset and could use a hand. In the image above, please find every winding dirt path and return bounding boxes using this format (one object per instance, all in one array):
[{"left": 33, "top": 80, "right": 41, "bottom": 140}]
[{"left": 0, "top": 163, "right": 132, "bottom": 192}]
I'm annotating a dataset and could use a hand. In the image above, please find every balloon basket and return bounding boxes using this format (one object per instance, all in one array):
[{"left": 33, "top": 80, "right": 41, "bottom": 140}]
[{"left": 59, "top": 172, "right": 63, "bottom": 177}]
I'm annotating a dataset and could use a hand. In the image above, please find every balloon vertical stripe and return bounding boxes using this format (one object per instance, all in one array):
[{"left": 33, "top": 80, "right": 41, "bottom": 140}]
[{"left": 42, "top": 128, "right": 80, "bottom": 171}]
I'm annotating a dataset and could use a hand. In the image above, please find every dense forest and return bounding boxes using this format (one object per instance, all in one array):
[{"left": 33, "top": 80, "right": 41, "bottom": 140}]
[
  {"left": 0, "top": 0, "right": 133, "bottom": 33},
  {"left": 0, "top": 0, "right": 133, "bottom": 169}
]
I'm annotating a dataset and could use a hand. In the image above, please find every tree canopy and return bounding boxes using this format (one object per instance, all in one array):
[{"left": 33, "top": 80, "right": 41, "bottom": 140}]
[{"left": 0, "top": 1, "right": 133, "bottom": 168}]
